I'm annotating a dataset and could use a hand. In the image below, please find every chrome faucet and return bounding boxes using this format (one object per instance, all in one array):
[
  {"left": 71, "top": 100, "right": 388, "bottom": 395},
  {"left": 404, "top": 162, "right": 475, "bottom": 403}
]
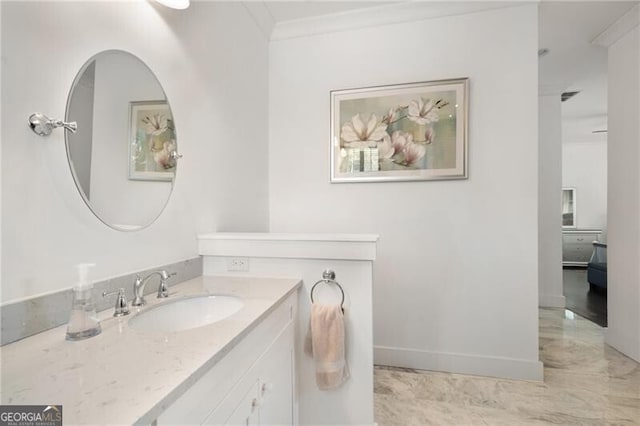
[{"left": 131, "top": 270, "right": 176, "bottom": 307}]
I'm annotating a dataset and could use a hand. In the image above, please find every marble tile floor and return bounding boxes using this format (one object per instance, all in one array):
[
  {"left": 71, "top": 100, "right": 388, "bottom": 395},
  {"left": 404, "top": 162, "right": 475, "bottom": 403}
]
[{"left": 374, "top": 308, "right": 640, "bottom": 425}]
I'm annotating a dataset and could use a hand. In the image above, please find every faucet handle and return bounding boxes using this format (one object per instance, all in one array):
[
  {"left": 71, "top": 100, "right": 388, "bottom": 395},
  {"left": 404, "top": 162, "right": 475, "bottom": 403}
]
[
  {"left": 159, "top": 270, "right": 176, "bottom": 280},
  {"left": 102, "top": 288, "right": 130, "bottom": 317}
]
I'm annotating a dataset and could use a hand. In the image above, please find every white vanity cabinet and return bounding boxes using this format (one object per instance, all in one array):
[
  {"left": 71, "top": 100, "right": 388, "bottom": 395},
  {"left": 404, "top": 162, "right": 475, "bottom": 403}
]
[
  {"left": 157, "top": 292, "right": 297, "bottom": 426},
  {"left": 255, "top": 327, "right": 294, "bottom": 426},
  {"left": 203, "top": 323, "right": 294, "bottom": 425}
]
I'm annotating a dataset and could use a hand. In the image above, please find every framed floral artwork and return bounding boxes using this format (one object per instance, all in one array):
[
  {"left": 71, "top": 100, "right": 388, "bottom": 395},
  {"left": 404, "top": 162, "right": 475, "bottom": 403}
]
[
  {"left": 128, "top": 101, "right": 177, "bottom": 181},
  {"left": 330, "top": 78, "right": 468, "bottom": 183}
]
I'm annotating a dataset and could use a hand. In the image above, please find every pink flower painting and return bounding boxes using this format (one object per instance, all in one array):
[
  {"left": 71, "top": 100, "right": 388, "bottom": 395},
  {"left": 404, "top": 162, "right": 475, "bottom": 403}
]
[{"left": 331, "top": 79, "right": 468, "bottom": 182}]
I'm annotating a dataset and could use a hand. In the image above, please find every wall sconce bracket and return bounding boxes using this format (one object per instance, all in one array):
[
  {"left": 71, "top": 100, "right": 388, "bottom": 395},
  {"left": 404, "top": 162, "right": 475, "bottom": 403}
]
[{"left": 28, "top": 113, "right": 77, "bottom": 137}]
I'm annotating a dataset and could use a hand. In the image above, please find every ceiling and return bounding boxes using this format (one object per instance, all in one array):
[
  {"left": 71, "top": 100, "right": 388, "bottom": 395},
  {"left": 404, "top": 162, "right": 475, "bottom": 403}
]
[
  {"left": 539, "top": 1, "right": 637, "bottom": 143},
  {"left": 260, "top": 1, "right": 637, "bottom": 144}
]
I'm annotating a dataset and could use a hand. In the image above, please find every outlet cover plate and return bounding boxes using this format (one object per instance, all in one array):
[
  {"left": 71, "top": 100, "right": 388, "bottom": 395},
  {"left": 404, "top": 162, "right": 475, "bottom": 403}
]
[{"left": 227, "top": 257, "right": 249, "bottom": 272}]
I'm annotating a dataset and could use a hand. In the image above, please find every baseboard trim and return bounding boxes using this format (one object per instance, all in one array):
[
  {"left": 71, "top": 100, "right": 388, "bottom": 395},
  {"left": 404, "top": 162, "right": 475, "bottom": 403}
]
[
  {"left": 605, "top": 328, "right": 640, "bottom": 363},
  {"left": 539, "top": 294, "right": 566, "bottom": 308},
  {"left": 374, "top": 346, "right": 543, "bottom": 381}
]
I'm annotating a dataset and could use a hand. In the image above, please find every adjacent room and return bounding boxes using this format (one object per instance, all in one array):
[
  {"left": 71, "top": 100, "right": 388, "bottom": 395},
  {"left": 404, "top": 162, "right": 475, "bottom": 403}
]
[{"left": 539, "top": 1, "right": 613, "bottom": 329}]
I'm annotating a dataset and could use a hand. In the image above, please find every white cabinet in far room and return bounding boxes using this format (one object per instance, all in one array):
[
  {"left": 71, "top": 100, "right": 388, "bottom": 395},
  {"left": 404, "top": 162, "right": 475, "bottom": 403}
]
[{"left": 562, "top": 230, "right": 602, "bottom": 266}]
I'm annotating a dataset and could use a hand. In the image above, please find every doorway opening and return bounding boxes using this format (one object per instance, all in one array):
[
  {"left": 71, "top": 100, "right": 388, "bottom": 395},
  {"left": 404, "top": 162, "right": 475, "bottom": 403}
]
[{"left": 538, "top": 1, "right": 634, "bottom": 328}]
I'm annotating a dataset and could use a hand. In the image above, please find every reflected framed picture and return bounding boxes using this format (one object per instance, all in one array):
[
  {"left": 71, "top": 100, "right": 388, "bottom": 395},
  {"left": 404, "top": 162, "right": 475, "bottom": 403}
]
[
  {"left": 128, "top": 101, "right": 176, "bottom": 181},
  {"left": 330, "top": 78, "right": 468, "bottom": 183},
  {"left": 562, "top": 188, "right": 576, "bottom": 228}
]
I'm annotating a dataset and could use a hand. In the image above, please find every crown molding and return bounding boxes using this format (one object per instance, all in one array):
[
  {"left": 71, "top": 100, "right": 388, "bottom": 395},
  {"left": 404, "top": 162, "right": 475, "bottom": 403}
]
[
  {"left": 242, "top": 1, "right": 275, "bottom": 41},
  {"left": 591, "top": 4, "right": 639, "bottom": 47},
  {"left": 270, "top": 1, "right": 529, "bottom": 41}
]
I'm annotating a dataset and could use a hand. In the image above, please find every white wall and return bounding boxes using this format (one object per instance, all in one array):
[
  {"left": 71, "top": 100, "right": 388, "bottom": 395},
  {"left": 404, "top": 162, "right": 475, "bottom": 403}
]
[
  {"left": 539, "top": 94, "right": 564, "bottom": 307},
  {"left": 562, "top": 141, "right": 608, "bottom": 231},
  {"left": 606, "top": 25, "right": 640, "bottom": 362},
  {"left": 269, "top": 5, "right": 542, "bottom": 379},
  {"left": 198, "top": 233, "right": 378, "bottom": 425},
  {"left": 1, "top": 1, "right": 269, "bottom": 303}
]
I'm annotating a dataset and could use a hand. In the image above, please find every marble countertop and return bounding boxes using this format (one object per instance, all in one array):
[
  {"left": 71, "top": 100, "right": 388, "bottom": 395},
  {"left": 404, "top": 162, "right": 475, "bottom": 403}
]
[{"left": 0, "top": 275, "right": 301, "bottom": 425}]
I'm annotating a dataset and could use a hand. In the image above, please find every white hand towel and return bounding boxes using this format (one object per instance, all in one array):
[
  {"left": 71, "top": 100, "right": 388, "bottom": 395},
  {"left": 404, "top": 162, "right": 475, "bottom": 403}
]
[{"left": 304, "top": 303, "right": 349, "bottom": 390}]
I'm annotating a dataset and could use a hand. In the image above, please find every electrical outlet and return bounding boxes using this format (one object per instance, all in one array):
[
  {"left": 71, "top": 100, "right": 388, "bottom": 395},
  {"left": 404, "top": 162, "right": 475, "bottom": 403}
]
[{"left": 227, "top": 257, "right": 249, "bottom": 272}]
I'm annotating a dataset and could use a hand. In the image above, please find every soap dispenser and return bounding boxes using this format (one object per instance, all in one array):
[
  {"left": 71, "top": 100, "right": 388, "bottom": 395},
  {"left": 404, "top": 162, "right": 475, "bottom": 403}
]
[{"left": 66, "top": 263, "right": 102, "bottom": 341}]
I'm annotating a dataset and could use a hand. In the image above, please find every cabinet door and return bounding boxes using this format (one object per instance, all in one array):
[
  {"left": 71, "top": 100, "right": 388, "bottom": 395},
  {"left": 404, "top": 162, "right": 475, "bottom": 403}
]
[
  {"left": 224, "top": 381, "right": 260, "bottom": 426},
  {"left": 258, "top": 324, "right": 294, "bottom": 426}
]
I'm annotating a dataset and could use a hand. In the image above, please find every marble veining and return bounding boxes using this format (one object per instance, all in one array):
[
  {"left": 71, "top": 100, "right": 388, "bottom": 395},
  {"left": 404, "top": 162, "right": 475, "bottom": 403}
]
[
  {"left": 375, "top": 309, "right": 640, "bottom": 425},
  {"left": 0, "top": 275, "right": 301, "bottom": 425}
]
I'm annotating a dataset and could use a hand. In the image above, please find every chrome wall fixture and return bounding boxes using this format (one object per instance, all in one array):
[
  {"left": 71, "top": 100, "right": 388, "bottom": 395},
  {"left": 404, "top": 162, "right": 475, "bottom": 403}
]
[
  {"left": 310, "top": 269, "right": 346, "bottom": 312},
  {"left": 28, "top": 113, "right": 77, "bottom": 137}
]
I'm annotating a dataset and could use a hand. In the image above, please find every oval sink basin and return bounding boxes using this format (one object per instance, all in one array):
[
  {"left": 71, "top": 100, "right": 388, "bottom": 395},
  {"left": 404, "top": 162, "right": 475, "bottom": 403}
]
[{"left": 129, "top": 295, "right": 244, "bottom": 333}]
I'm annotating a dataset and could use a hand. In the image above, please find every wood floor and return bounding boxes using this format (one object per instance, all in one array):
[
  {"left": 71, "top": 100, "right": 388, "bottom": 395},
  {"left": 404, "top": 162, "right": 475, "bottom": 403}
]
[{"left": 563, "top": 267, "right": 607, "bottom": 327}]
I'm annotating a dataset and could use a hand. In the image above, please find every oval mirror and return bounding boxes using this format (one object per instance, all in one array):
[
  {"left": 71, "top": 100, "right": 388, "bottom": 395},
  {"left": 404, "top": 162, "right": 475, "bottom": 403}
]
[{"left": 65, "top": 50, "right": 177, "bottom": 231}]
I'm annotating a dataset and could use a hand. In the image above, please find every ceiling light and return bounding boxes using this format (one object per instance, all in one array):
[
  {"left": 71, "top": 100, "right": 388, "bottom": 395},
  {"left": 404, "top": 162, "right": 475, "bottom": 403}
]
[
  {"left": 538, "top": 48, "right": 550, "bottom": 57},
  {"left": 561, "top": 91, "right": 580, "bottom": 102},
  {"left": 154, "top": 0, "right": 190, "bottom": 10}
]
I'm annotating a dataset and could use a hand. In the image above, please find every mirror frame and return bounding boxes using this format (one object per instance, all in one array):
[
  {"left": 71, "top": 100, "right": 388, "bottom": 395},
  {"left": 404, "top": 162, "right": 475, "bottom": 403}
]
[{"left": 64, "top": 49, "right": 177, "bottom": 232}]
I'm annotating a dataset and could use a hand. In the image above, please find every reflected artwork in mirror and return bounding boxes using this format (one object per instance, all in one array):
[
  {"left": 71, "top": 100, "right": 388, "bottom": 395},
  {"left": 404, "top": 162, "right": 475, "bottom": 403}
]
[
  {"left": 562, "top": 188, "right": 576, "bottom": 228},
  {"left": 65, "top": 50, "right": 177, "bottom": 231}
]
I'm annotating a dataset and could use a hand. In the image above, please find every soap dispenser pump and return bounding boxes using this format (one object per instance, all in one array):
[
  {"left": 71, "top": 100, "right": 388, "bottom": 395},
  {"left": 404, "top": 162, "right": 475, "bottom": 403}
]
[{"left": 66, "top": 263, "right": 102, "bottom": 341}]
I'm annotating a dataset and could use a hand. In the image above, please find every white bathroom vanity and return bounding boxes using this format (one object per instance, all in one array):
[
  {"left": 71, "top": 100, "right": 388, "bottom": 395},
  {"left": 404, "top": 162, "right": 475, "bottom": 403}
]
[{"left": 0, "top": 276, "right": 301, "bottom": 425}]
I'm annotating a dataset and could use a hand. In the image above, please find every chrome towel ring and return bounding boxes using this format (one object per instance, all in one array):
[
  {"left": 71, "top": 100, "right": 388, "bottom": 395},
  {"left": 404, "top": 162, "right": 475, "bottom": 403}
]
[{"left": 310, "top": 269, "right": 345, "bottom": 312}]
